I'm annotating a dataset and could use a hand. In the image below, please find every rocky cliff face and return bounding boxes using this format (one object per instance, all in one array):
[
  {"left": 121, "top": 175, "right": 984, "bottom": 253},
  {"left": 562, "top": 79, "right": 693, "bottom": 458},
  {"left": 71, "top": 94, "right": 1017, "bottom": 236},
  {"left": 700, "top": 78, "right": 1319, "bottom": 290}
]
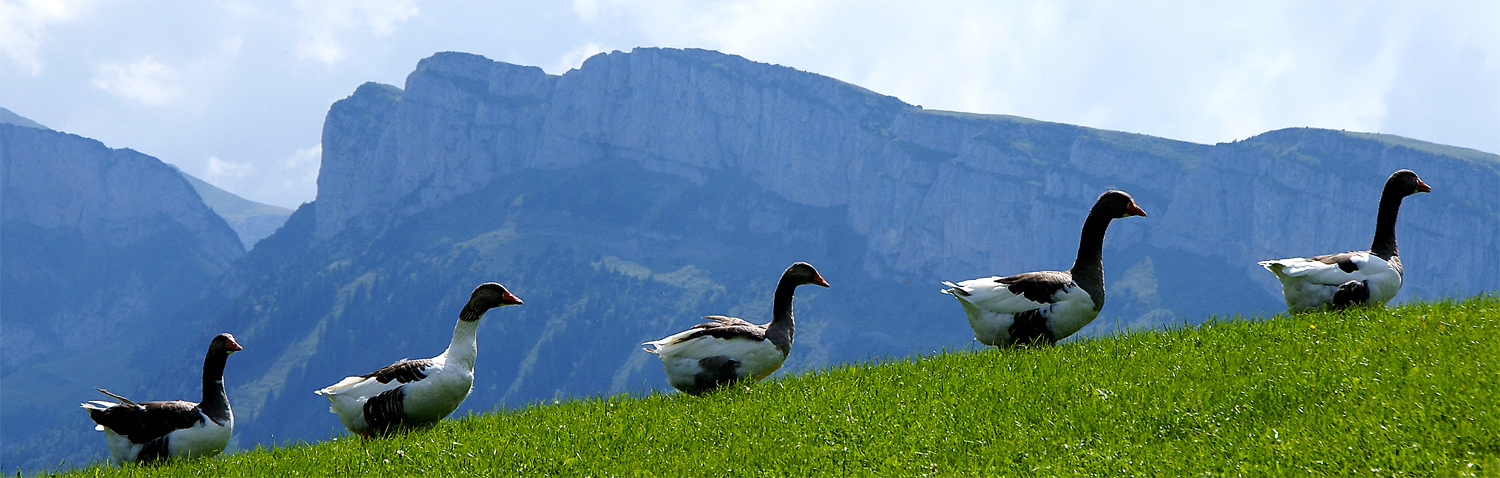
[
  {"left": 1, "top": 125, "right": 245, "bottom": 354},
  {"left": 1, "top": 124, "right": 245, "bottom": 473},
  {"left": 312, "top": 49, "right": 1207, "bottom": 279},
  {"left": 312, "top": 48, "right": 1496, "bottom": 300}
]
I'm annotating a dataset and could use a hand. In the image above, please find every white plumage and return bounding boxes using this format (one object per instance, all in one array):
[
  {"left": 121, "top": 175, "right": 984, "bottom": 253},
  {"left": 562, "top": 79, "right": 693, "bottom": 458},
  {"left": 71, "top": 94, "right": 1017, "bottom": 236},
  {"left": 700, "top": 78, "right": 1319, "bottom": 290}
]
[
  {"left": 941, "top": 190, "right": 1146, "bottom": 346},
  {"left": 643, "top": 262, "right": 830, "bottom": 395},
  {"left": 644, "top": 325, "right": 788, "bottom": 392},
  {"left": 316, "top": 356, "right": 474, "bottom": 434},
  {"left": 942, "top": 276, "right": 1098, "bottom": 346},
  {"left": 80, "top": 402, "right": 232, "bottom": 463},
  {"left": 316, "top": 282, "right": 521, "bottom": 435},
  {"left": 1259, "top": 253, "right": 1402, "bottom": 313}
]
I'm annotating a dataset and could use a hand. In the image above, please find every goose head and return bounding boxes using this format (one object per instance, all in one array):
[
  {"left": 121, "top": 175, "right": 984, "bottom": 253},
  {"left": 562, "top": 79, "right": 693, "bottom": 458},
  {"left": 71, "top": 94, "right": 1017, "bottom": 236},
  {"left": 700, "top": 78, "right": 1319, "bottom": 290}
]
[
  {"left": 459, "top": 282, "right": 523, "bottom": 322},
  {"left": 210, "top": 333, "right": 243, "bottom": 356},
  {"left": 1388, "top": 169, "right": 1432, "bottom": 196},
  {"left": 1093, "top": 190, "right": 1148, "bottom": 219},
  {"left": 784, "top": 262, "right": 831, "bottom": 288}
]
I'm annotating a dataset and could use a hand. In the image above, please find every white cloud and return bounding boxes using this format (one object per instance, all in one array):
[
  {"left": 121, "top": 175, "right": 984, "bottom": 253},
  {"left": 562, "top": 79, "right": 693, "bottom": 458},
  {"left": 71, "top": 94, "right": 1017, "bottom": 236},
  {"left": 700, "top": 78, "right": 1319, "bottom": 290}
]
[
  {"left": 0, "top": 0, "right": 83, "bottom": 74},
  {"left": 264, "top": 144, "right": 321, "bottom": 206},
  {"left": 571, "top": 0, "right": 601, "bottom": 22},
  {"left": 293, "top": 0, "right": 418, "bottom": 65},
  {"left": 279, "top": 143, "right": 320, "bottom": 171},
  {"left": 195, "top": 146, "right": 319, "bottom": 209},
  {"left": 206, "top": 155, "right": 256, "bottom": 183},
  {"left": 92, "top": 56, "right": 182, "bottom": 106},
  {"left": 561, "top": 0, "right": 1493, "bottom": 150},
  {"left": 551, "top": 42, "right": 606, "bottom": 74}
]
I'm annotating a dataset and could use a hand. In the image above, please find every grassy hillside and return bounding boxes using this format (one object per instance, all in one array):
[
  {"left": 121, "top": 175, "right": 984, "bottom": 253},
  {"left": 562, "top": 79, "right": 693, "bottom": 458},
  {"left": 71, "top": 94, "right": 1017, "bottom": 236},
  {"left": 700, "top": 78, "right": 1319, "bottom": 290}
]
[{"left": 49, "top": 295, "right": 1498, "bottom": 476}]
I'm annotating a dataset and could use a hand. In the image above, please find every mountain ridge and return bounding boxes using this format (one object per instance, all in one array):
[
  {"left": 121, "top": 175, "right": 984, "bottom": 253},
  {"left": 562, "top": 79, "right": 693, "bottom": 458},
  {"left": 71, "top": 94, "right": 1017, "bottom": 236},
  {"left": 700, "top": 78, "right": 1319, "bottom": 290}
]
[
  {"left": 173, "top": 166, "right": 293, "bottom": 249},
  {"left": 0, "top": 106, "right": 293, "bottom": 249}
]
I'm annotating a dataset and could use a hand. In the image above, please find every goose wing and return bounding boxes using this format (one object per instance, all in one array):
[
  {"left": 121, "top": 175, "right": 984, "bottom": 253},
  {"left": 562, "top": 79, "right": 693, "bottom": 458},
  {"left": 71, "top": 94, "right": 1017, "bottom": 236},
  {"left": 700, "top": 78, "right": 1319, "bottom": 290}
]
[
  {"left": 643, "top": 316, "right": 768, "bottom": 355},
  {"left": 696, "top": 315, "right": 759, "bottom": 329},
  {"left": 943, "top": 270, "right": 1077, "bottom": 313},
  {"left": 1260, "top": 251, "right": 1385, "bottom": 285},
  {"left": 316, "top": 358, "right": 437, "bottom": 397},
  {"left": 83, "top": 396, "right": 203, "bottom": 444}
]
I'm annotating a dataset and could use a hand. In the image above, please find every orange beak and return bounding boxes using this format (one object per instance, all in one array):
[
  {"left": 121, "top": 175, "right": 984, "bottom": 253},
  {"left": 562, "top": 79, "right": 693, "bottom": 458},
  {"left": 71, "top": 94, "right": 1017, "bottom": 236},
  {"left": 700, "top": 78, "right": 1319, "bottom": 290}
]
[
  {"left": 501, "top": 290, "right": 523, "bottom": 305},
  {"left": 1416, "top": 180, "right": 1431, "bottom": 193},
  {"left": 1126, "top": 203, "right": 1148, "bottom": 217}
]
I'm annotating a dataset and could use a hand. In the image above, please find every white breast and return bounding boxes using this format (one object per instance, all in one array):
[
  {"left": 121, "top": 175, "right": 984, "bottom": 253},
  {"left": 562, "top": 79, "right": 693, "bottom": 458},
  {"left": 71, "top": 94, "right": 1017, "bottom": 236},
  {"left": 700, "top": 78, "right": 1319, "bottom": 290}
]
[
  {"left": 397, "top": 362, "right": 474, "bottom": 424},
  {"left": 1041, "top": 287, "right": 1101, "bottom": 339},
  {"left": 167, "top": 411, "right": 232, "bottom": 458}
]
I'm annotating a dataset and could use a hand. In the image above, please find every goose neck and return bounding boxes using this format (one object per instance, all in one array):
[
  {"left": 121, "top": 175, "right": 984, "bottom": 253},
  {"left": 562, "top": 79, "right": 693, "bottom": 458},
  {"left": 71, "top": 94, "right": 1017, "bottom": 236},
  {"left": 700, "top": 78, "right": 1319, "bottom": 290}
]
[
  {"left": 444, "top": 317, "right": 481, "bottom": 367},
  {"left": 765, "top": 274, "right": 801, "bottom": 353},
  {"left": 199, "top": 352, "right": 231, "bottom": 423},
  {"left": 1068, "top": 213, "right": 1112, "bottom": 289},
  {"left": 770, "top": 275, "right": 799, "bottom": 327},
  {"left": 1370, "top": 184, "right": 1406, "bottom": 259}
]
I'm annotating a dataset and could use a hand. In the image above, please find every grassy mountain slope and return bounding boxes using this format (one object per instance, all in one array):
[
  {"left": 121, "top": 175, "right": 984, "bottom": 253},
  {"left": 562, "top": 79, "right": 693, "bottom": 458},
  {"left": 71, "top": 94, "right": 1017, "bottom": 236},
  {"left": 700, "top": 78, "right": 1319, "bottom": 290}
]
[{"left": 51, "top": 294, "right": 1498, "bottom": 476}]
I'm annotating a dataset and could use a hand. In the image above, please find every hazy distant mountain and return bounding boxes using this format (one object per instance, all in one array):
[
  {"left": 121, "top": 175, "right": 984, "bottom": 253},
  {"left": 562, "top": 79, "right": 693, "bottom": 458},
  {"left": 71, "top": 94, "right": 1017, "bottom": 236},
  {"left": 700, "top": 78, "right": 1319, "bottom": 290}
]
[
  {"left": 0, "top": 107, "right": 292, "bottom": 249},
  {"left": 5, "top": 49, "right": 1497, "bottom": 472},
  {"left": 0, "top": 107, "right": 50, "bottom": 130},
  {"left": 1, "top": 123, "right": 246, "bottom": 472},
  {"left": 198, "top": 49, "right": 1498, "bottom": 457},
  {"left": 173, "top": 167, "right": 293, "bottom": 249}
]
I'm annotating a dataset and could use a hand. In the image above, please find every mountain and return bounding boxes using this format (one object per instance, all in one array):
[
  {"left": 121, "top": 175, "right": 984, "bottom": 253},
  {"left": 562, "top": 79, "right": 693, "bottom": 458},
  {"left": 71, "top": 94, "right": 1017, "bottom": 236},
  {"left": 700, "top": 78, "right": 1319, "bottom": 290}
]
[
  {"left": 195, "top": 48, "right": 1499, "bottom": 459},
  {"left": 1, "top": 123, "right": 246, "bottom": 472},
  {"left": 6, "top": 48, "right": 1498, "bottom": 472},
  {"left": 0, "top": 107, "right": 291, "bottom": 250},
  {"left": 174, "top": 168, "right": 293, "bottom": 249},
  {"left": 0, "top": 107, "right": 50, "bottom": 130}
]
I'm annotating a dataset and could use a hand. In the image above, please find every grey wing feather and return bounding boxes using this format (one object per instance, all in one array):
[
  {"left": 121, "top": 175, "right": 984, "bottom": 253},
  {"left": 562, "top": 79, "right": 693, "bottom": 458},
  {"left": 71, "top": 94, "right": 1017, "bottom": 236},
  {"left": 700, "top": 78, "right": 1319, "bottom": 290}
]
[{"left": 698, "top": 315, "right": 758, "bottom": 328}]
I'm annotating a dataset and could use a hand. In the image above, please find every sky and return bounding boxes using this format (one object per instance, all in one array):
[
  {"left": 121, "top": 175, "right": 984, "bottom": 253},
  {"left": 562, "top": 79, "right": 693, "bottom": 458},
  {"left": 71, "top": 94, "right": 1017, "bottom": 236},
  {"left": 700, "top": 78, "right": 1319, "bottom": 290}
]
[{"left": 3, "top": 0, "right": 1497, "bottom": 209}]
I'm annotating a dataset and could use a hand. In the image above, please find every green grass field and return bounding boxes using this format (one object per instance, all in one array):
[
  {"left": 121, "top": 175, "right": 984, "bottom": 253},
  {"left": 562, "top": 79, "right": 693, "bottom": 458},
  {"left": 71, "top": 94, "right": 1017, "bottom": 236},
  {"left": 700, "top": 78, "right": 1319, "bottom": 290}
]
[{"left": 47, "top": 295, "right": 1499, "bottom": 477}]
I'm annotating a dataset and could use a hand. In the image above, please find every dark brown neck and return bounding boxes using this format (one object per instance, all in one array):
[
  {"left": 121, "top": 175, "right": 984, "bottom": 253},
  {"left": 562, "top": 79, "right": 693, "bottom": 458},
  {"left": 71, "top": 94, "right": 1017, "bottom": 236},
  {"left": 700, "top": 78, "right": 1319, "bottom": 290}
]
[
  {"left": 1068, "top": 212, "right": 1113, "bottom": 309},
  {"left": 765, "top": 275, "right": 800, "bottom": 354},
  {"left": 1370, "top": 184, "right": 1407, "bottom": 260},
  {"left": 200, "top": 352, "right": 231, "bottom": 423},
  {"left": 1069, "top": 213, "right": 1111, "bottom": 286}
]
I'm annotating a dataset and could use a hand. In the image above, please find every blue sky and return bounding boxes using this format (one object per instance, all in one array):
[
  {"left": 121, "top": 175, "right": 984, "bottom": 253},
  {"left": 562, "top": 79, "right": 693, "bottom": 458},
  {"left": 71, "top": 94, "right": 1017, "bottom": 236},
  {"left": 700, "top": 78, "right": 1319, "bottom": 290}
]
[{"left": 3, "top": 0, "right": 1496, "bottom": 209}]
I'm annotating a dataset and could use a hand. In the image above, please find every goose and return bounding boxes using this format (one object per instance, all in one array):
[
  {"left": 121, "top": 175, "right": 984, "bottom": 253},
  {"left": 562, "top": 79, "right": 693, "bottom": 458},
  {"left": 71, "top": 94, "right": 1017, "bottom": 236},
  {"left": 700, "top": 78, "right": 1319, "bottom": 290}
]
[
  {"left": 1259, "top": 169, "right": 1431, "bottom": 312},
  {"left": 315, "top": 282, "right": 522, "bottom": 436},
  {"left": 643, "top": 262, "right": 830, "bottom": 395},
  {"left": 81, "top": 333, "right": 242, "bottom": 464},
  {"left": 942, "top": 190, "right": 1146, "bottom": 346}
]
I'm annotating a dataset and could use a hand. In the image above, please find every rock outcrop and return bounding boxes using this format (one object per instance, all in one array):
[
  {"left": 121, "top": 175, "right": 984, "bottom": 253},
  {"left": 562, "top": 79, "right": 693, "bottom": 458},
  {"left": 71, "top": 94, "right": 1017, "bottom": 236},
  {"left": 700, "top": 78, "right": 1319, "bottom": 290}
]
[{"left": 311, "top": 48, "right": 1496, "bottom": 298}]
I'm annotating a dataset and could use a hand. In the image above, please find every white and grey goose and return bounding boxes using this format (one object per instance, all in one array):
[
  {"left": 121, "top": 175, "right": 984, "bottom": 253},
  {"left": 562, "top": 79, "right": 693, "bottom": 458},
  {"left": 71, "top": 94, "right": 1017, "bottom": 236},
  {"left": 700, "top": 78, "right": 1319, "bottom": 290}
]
[
  {"left": 1259, "top": 169, "right": 1431, "bottom": 312},
  {"left": 81, "top": 333, "right": 242, "bottom": 464},
  {"left": 643, "top": 262, "right": 830, "bottom": 395},
  {"left": 942, "top": 190, "right": 1147, "bottom": 346},
  {"left": 315, "top": 282, "right": 522, "bottom": 436}
]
